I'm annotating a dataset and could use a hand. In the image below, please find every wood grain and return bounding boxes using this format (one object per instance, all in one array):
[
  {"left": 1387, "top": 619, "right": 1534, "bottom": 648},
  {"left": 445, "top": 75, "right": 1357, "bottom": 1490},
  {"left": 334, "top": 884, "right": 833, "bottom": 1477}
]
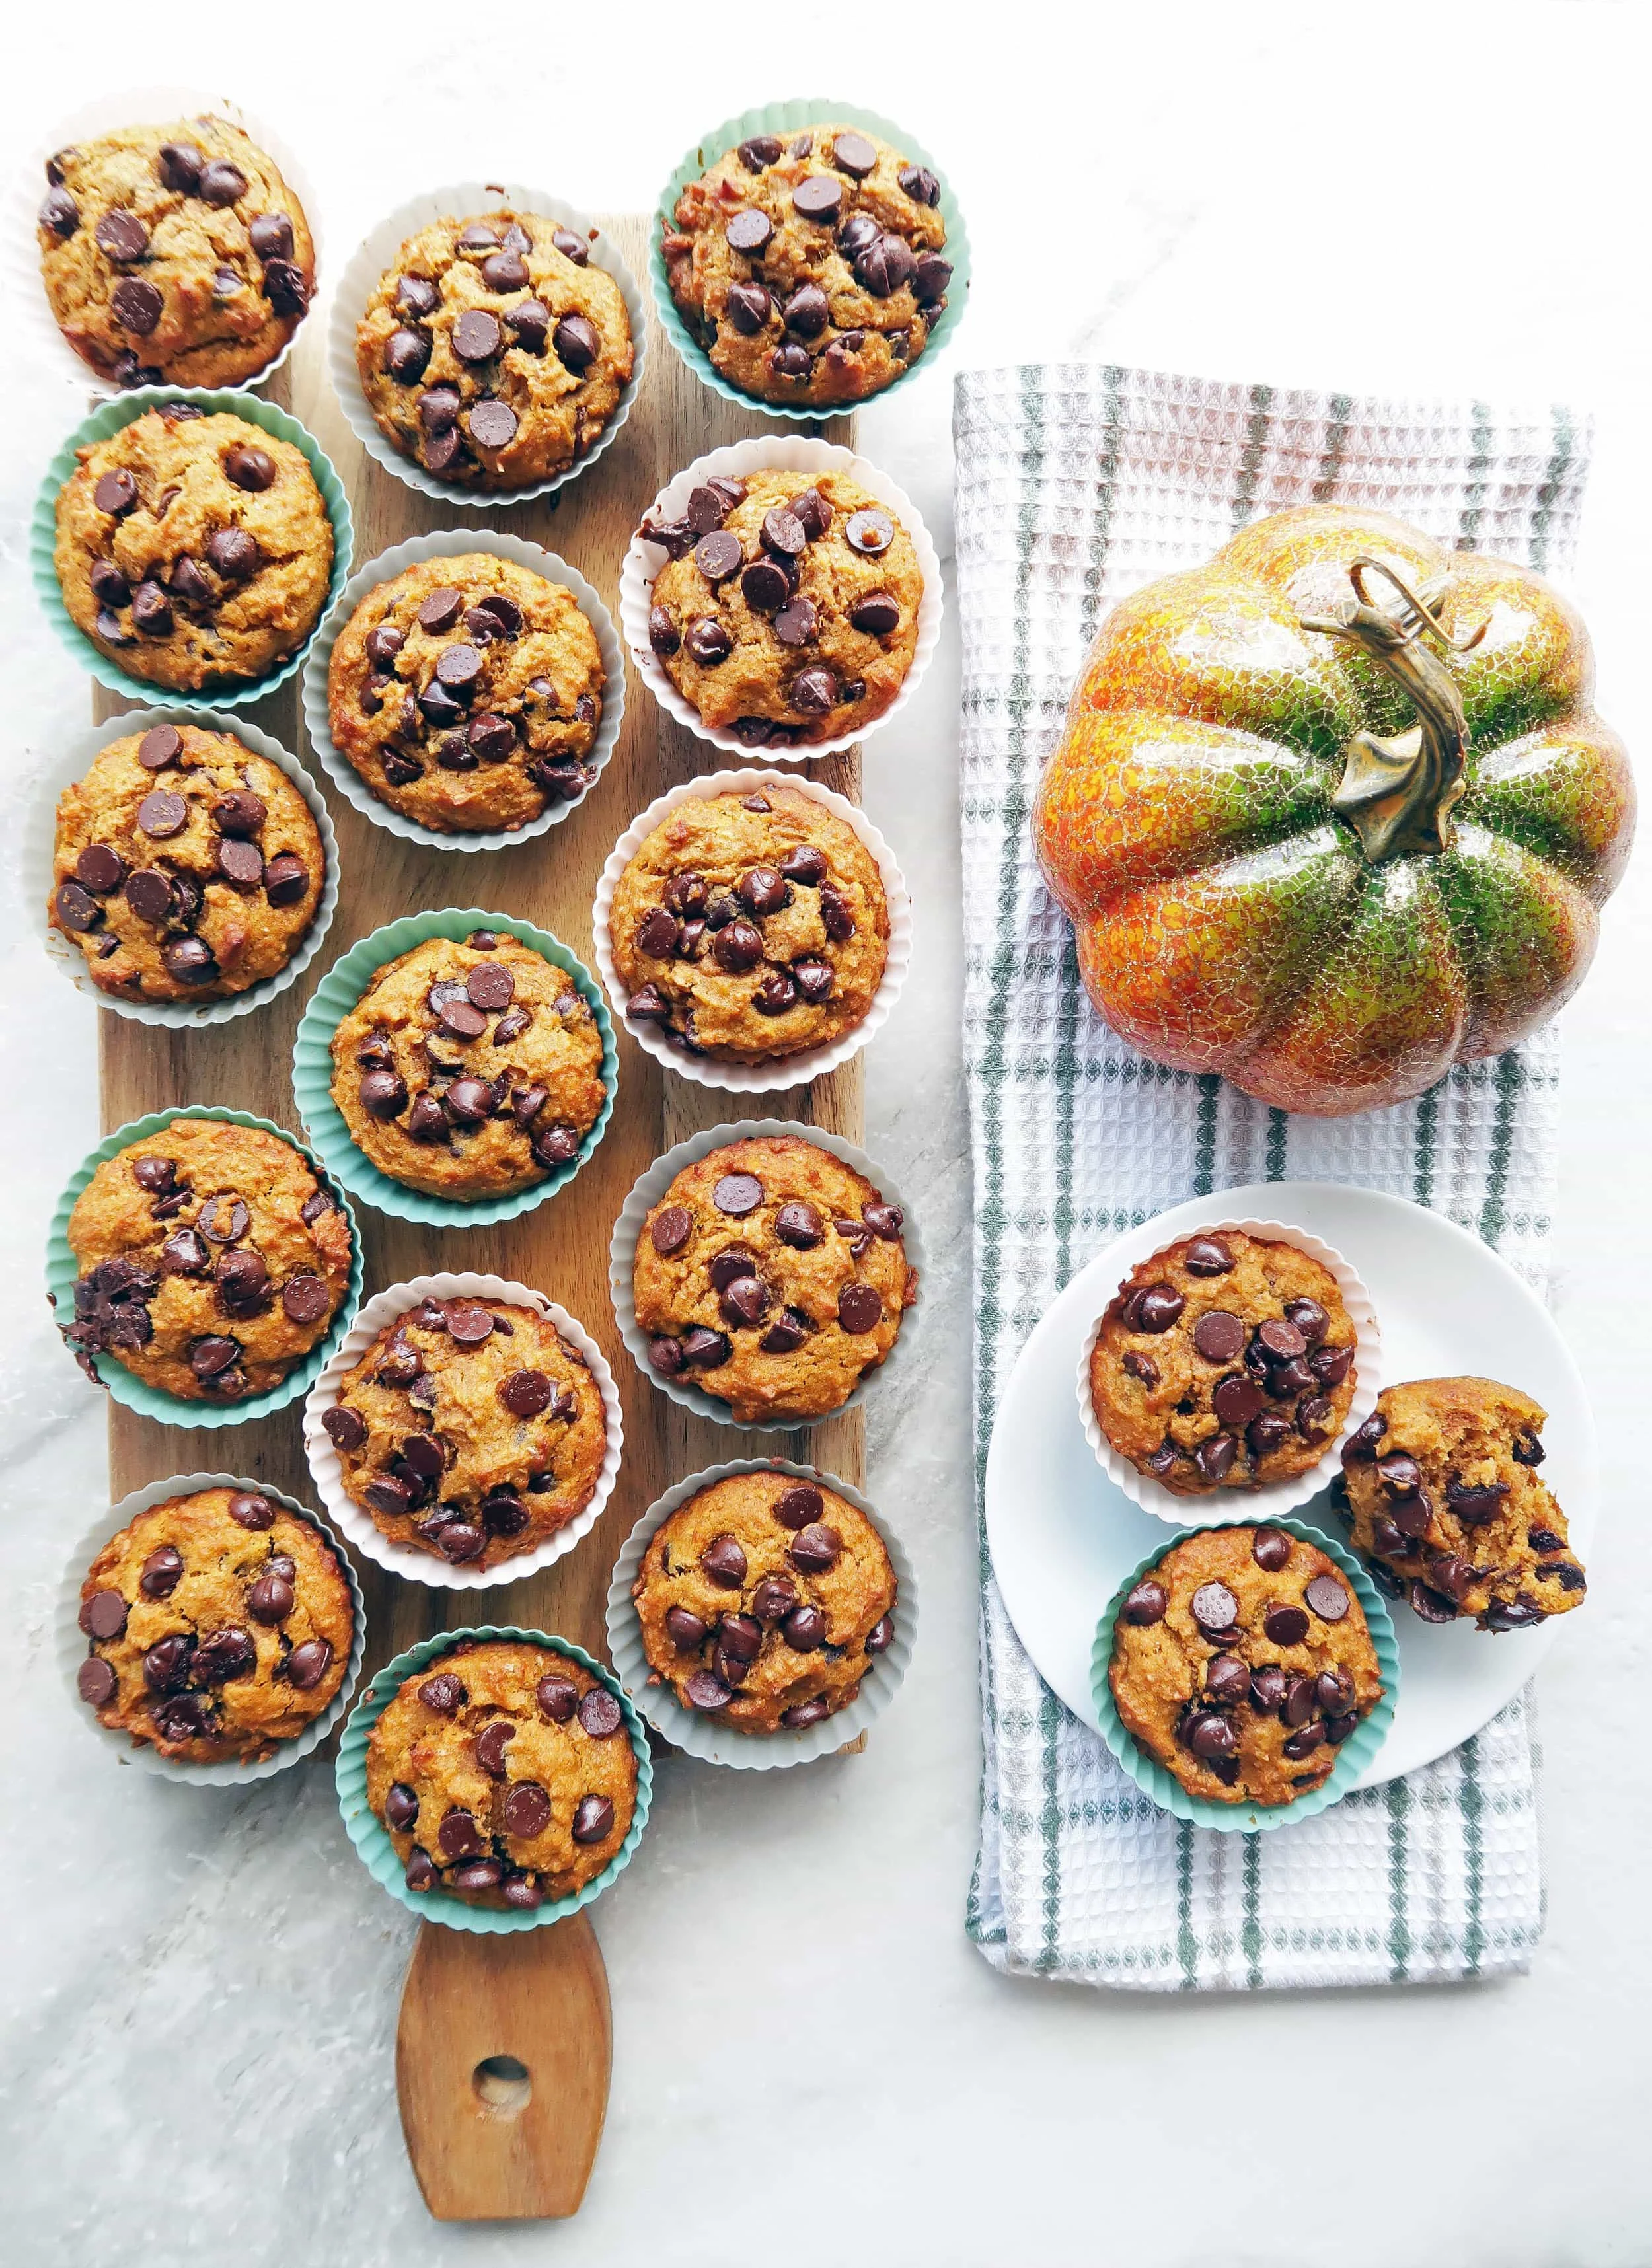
[
  {"left": 94, "top": 213, "right": 866, "bottom": 1681},
  {"left": 395, "top": 1911, "right": 611, "bottom": 2221}
]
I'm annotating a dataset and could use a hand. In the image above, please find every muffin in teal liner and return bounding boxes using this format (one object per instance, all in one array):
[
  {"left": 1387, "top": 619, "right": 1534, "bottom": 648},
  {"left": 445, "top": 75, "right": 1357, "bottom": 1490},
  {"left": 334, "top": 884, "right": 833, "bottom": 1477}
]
[
  {"left": 292, "top": 908, "right": 617, "bottom": 1229},
  {"left": 1092, "top": 1516, "right": 1400, "bottom": 1833},
  {"left": 334, "top": 1626, "right": 652, "bottom": 1934},
  {"left": 46, "top": 1105, "right": 363, "bottom": 1428},
  {"left": 650, "top": 100, "right": 968, "bottom": 421},
  {"left": 31, "top": 386, "right": 353, "bottom": 708}
]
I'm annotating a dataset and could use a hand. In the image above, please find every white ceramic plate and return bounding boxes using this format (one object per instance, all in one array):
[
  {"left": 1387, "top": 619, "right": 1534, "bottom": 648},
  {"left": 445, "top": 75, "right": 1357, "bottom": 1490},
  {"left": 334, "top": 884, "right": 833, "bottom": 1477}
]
[{"left": 985, "top": 1180, "right": 1597, "bottom": 1789}]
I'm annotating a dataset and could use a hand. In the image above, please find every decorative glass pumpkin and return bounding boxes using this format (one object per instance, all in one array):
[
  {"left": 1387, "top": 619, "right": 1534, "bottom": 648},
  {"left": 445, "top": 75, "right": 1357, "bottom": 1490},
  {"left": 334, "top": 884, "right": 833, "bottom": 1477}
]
[{"left": 1034, "top": 504, "right": 1634, "bottom": 1115}]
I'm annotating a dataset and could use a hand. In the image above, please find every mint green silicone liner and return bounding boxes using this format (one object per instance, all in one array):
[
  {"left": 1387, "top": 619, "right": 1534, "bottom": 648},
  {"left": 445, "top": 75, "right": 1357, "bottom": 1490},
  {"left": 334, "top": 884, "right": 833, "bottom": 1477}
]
[
  {"left": 334, "top": 1627, "right": 653, "bottom": 1934},
  {"left": 46, "top": 1105, "right": 363, "bottom": 1428},
  {"left": 650, "top": 99, "right": 970, "bottom": 421},
  {"left": 1092, "top": 1516, "right": 1400, "bottom": 1833},
  {"left": 291, "top": 908, "right": 617, "bottom": 1229},
  {"left": 31, "top": 387, "right": 354, "bottom": 709}
]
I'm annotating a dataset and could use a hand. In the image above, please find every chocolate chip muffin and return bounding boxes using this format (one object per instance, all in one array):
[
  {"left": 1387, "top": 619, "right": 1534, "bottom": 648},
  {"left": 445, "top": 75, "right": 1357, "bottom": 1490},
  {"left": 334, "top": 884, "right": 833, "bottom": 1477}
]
[
  {"left": 74, "top": 1485, "right": 352, "bottom": 1763},
  {"left": 50, "top": 719, "right": 324, "bottom": 1002},
  {"left": 1108, "top": 1525, "right": 1384, "bottom": 1808},
  {"left": 61, "top": 1116, "right": 354, "bottom": 1402},
  {"left": 356, "top": 211, "right": 634, "bottom": 490},
  {"left": 1337, "top": 1376, "right": 1585, "bottom": 1631},
  {"left": 329, "top": 930, "right": 607, "bottom": 1202},
  {"left": 320, "top": 1295, "right": 609, "bottom": 1570},
  {"left": 366, "top": 1638, "right": 638, "bottom": 1910},
  {"left": 326, "top": 553, "right": 605, "bottom": 834},
  {"left": 54, "top": 402, "right": 334, "bottom": 691},
  {"left": 634, "top": 1134, "right": 917, "bottom": 1424},
  {"left": 36, "top": 118, "right": 314, "bottom": 390},
  {"left": 611, "top": 786, "right": 889, "bottom": 1060},
  {"left": 662, "top": 123, "right": 952, "bottom": 408},
  {"left": 632, "top": 1470, "right": 897, "bottom": 1733},
  {"left": 639, "top": 468, "right": 924, "bottom": 748},
  {"left": 1090, "top": 1231, "right": 1360, "bottom": 1494}
]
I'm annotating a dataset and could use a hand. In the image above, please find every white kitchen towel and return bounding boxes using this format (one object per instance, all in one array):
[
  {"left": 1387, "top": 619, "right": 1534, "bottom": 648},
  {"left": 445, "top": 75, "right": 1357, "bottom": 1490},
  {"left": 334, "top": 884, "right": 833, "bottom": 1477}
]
[{"left": 957, "top": 366, "right": 1590, "bottom": 1987}]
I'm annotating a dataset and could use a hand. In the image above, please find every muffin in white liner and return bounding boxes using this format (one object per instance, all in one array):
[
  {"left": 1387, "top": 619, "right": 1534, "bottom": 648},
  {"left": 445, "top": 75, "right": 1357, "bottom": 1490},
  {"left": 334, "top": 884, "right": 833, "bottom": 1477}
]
[
  {"left": 1076, "top": 1216, "right": 1382, "bottom": 1523},
  {"left": 605, "top": 1457, "right": 916, "bottom": 1770},
  {"left": 609, "top": 1116, "right": 923, "bottom": 1432},
  {"left": 56, "top": 1470, "right": 364, "bottom": 1785},
  {"left": 302, "top": 1272, "right": 623, "bottom": 1590},
  {"left": 591, "top": 767, "right": 913, "bottom": 1095},
  {"left": 11, "top": 85, "right": 322, "bottom": 401},
  {"left": 299, "top": 528, "right": 624, "bottom": 855},
  {"left": 325, "top": 180, "right": 646, "bottom": 507},
  {"left": 619, "top": 437, "right": 942, "bottom": 764},
  {"left": 25, "top": 704, "right": 339, "bottom": 1027}
]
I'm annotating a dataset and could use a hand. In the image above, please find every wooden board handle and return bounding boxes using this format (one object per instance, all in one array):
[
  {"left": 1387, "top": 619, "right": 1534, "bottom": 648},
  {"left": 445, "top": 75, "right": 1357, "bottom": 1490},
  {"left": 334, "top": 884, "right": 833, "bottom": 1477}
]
[{"left": 396, "top": 1915, "right": 611, "bottom": 2222}]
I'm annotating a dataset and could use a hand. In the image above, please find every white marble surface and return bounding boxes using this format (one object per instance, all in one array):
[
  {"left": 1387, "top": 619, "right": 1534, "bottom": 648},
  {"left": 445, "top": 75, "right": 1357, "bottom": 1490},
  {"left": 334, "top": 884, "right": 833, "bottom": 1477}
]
[{"left": 5, "top": 11, "right": 1651, "bottom": 2261}]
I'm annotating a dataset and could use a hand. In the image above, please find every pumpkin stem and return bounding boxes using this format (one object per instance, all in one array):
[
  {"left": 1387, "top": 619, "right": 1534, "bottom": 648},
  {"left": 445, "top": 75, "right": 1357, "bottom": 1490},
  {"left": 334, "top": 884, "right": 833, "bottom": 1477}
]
[{"left": 1300, "top": 558, "right": 1487, "bottom": 863}]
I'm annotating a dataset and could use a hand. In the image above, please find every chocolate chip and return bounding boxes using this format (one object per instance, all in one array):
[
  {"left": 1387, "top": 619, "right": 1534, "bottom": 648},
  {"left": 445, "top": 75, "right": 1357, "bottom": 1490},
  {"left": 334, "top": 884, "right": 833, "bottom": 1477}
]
[
  {"left": 79, "top": 1585, "right": 128, "bottom": 1642},
  {"left": 831, "top": 1282, "right": 880, "bottom": 1336},
  {"left": 831, "top": 130, "right": 879, "bottom": 178},
  {"left": 211, "top": 836, "right": 262, "bottom": 891},
  {"left": 787, "top": 665, "right": 837, "bottom": 715},
  {"left": 1409, "top": 1580, "right": 1460, "bottom": 1625},
  {"left": 1341, "top": 1413, "right": 1386, "bottom": 1465},
  {"left": 280, "top": 1274, "right": 330, "bottom": 1328},
  {"left": 554, "top": 313, "right": 601, "bottom": 370},
  {"left": 1250, "top": 1664, "right": 1287, "bottom": 1714},
  {"left": 1191, "top": 1311, "right": 1244, "bottom": 1364},
  {"left": 578, "top": 1687, "right": 623, "bottom": 1739},
  {"left": 95, "top": 209, "right": 148, "bottom": 262},
  {"left": 131, "top": 578, "right": 176, "bottom": 635},
  {"left": 1310, "top": 1344, "right": 1354, "bottom": 1387},
  {"left": 246, "top": 1572, "right": 294, "bottom": 1625},
  {"left": 726, "top": 208, "right": 773, "bottom": 255},
  {"left": 1377, "top": 1453, "right": 1423, "bottom": 1497},
  {"left": 111, "top": 276, "right": 164, "bottom": 334},
  {"left": 78, "top": 1656, "right": 117, "bottom": 1707},
  {"left": 679, "top": 1327, "right": 732, "bottom": 1368},
  {"left": 223, "top": 445, "right": 275, "bottom": 494},
  {"left": 737, "top": 135, "right": 784, "bottom": 170},
  {"left": 1256, "top": 1318, "right": 1308, "bottom": 1364},
  {"left": 1182, "top": 1708, "right": 1236, "bottom": 1761},
  {"left": 440, "top": 1301, "right": 492, "bottom": 1347},
  {"left": 693, "top": 530, "right": 743, "bottom": 586},
  {"left": 1125, "top": 1284, "right": 1185, "bottom": 1334},
  {"left": 1213, "top": 1374, "right": 1263, "bottom": 1428},
  {"left": 789, "top": 1521, "right": 842, "bottom": 1574},
  {"left": 1260, "top": 1603, "right": 1309, "bottom": 1647},
  {"left": 89, "top": 560, "right": 130, "bottom": 609},
  {"left": 709, "top": 1243, "right": 758, "bottom": 1290},
  {"left": 1446, "top": 1478, "right": 1510, "bottom": 1525},
  {"left": 1282, "top": 1723, "right": 1327, "bottom": 1761},
  {"left": 1194, "top": 1433, "right": 1238, "bottom": 1482},
  {"left": 792, "top": 174, "right": 843, "bottom": 221},
  {"left": 498, "top": 1783, "right": 551, "bottom": 1844},
  {"left": 55, "top": 881, "right": 100, "bottom": 933},
  {"left": 685, "top": 617, "right": 733, "bottom": 666},
  {"left": 1512, "top": 1431, "right": 1546, "bottom": 1467},
  {"left": 481, "top": 250, "right": 529, "bottom": 292},
  {"left": 568, "top": 1794, "right": 613, "bottom": 1845},
  {"left": 1205, "top": 1652, "right": 1250, "bottom": 1707},
  {"left": 1305, "top": 1574, "right": 1350, "bottom": 1623},
  {"left": 701, "top": 1535, "right": 747, "bottom": 1588},
  {"left": 40, "top": 185, "right": 79, "bottom": 238},
  {"left": 1188, "top": 1581, "right": 1238, "bottom": 1637},
  {"left": 381, "top": 1782, "right": 420, "bottom": 1834},
  {"left": 198, "top": 161, "right": 248, "bottom": 207},
  {"left": 1295, "top": 1394, "right": 1333, "bottom": 1438},
  {"left": 358, "top": 1066, "right": 408, "bottom": 1118}
]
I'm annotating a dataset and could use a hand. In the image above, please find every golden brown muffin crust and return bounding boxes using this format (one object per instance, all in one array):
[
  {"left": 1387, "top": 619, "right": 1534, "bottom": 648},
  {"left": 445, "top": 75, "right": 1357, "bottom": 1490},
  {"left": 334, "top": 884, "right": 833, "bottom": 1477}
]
[
  {"left": 38, "top": 117, "right": 314, "bottom": 389},
  {"left": 366, "top": 1640, "right": 638, "bottom": 1910},
  {"left": 322, "top": 1296, "right": 609, "bottom": 1570},
  {"left": 610, "top": 785, "right": 889, "bottom": 1060},
  {"left": 328, "top": 930, "right": 607, "bottom": 1201},
  {"left": 62, "top": 1117, "right": 352, "bottom": 1402},
  {"left": 326, "top": 553, "right": 604, "bottom": 834},
  {"left": 1090, "top": 1231, "right": 1359, "bottom": 1494},
  {"left": 632, "top": 1470, "right": 897, "bottom": 1732},
  {"left": 663, "top": 124, "right": 950, "bottom": 408},
  {"left": 1108, "top": 1525, "right": 1383, "bottom": 1807},
  {"left": 74, "top": 1486, "right": 352, "bottom": 1762},
  {"left": 54, "top": 404, "right": 333, "bottom": 692},
  {"left": 355, "top": 211, "right": 633, "bottom": 489},
  {"left": 50, "top": 721, "right": 323, "bottom": 1001},
  {"left": 1337, "top": 1375, "right": 1585, "bottom": 1631},
  {"left": 642, "top": 468, "right": 923, "bottom": 748}
]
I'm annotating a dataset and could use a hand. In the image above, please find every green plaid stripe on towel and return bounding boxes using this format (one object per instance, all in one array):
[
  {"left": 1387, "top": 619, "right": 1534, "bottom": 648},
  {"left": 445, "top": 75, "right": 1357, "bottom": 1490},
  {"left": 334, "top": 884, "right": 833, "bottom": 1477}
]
[{"left": 957, "top": 366, "right": 1591, "bottom": 1988}]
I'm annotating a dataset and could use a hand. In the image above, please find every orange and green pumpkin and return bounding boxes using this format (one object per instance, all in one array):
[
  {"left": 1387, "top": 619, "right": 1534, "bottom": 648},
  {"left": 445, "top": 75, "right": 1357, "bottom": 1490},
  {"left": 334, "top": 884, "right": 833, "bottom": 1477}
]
[{"left": 1033, "top": 503, "right": 1635, "bottom": 1116}]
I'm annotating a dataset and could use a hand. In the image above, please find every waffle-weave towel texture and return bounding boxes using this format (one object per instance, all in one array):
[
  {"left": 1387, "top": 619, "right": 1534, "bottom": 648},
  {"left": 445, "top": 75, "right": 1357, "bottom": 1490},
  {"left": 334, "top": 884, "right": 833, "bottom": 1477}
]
[{"left": 957, "top": 365, "right": 1590, "bottom": 1987}]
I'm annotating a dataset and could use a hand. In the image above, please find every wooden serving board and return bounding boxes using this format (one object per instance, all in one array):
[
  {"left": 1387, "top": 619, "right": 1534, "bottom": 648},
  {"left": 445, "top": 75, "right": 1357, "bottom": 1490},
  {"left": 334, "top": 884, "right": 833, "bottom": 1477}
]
[{"left": 94, "top": 214, "right": 866, "bottom": 1683}]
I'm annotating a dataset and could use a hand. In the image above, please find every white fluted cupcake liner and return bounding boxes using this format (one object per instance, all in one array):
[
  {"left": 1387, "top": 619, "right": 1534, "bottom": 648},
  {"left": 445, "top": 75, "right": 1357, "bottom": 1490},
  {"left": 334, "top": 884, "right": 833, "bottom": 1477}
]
[
  {"left": 326, "top": 179, "right": 646, "bottom": 507},
  {"left": 57, "top": 1470, "right": 365, "bottom": 1784},
  {"left": 590, "top": 767, "right": 912, "bottom": 1095},
  {"left": 609, "top": 1116, "right": 924, "bottom": 1432},
  {"left": 1077, "top": 1216, "right": 1383, "bottom": 1523},
  {"left": 619, "top": 437, "right": 942, "bottom": 764},
  {"left": 605, "top": 1456, "right": 915, "bottom": 1770},
  {"left": 299, "top": 528, "right": 624, "bottom": 854},
  {"left": 25, "top": 704, "right": 339, "bottom": 1027},
  {"left": 12, "top": 84, "right": 323, "bottom": 402},
  {"left": 302, "top": 1273, "right": 622, "bottom": 1591}
]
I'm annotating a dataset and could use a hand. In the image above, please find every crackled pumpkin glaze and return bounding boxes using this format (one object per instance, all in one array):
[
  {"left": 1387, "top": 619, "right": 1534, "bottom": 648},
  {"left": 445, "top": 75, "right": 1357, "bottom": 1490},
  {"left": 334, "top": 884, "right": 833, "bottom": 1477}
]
[{"left": 1035, "top": 504, "right": 1634, "bottom": 1116}]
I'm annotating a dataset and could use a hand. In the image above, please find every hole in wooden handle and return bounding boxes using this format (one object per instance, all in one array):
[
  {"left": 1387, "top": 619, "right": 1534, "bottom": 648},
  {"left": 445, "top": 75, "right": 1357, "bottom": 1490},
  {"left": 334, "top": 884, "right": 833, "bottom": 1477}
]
[{"left": 472, "top": 2054, "right": 532, "bottom": 2116}]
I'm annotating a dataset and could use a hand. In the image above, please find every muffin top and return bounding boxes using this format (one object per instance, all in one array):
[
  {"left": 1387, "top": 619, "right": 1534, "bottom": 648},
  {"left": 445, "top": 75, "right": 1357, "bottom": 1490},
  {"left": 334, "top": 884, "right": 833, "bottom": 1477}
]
[
  {"left": 321, "top": 1294, "right": 609, "bottom": 1570},
  {"left": 634, "top": 1134, "right": 917, "bottom": 1424},
  {"left": 328, "top": 929, "right": 607, "bottom": 1202},
  {"left": 640, "top": 468, "right": 923, "bottom": 748},
  {"left": 1108, "top": 1525, "right": 1383, "bottom": 1808},
  {"left": 1090, "top": 1231, "right": 1359, "bottom": 1494},
  {"left": 63, "top": 1116, "right": 353, "bottom": 1402},
  {"left": 355, "top": 210, "right": 634, "bottom": 490},
  {"left": 326, "top": 552, "right": 604, "bottom": 835},
  {"left": 365, "top": 1639, "right": 638, "bottom": 1911},
  {"left": 632, "top": 1469, "right": 897, "bottom": 1734},
  {"left": 37, "top": 117, "right": 314, "bottom": 390},
  {"left": 75, "top": 1486, "right": 352, "bottom": 1762},
  {"left": 1339, "top": 1375, "right": 1585, "bottom": 1632},
  {"left": 611, "top": 784, "right": 889, "bottom": 1060},
  {"left": 663, "top": 123, "right": 951, "bottom": 409},
  {"left": 50, "top": 719, "right": 324, "bottom": 1001},
  {"left": 54, "top": 403, "right": 334, "bottom": 692}
]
